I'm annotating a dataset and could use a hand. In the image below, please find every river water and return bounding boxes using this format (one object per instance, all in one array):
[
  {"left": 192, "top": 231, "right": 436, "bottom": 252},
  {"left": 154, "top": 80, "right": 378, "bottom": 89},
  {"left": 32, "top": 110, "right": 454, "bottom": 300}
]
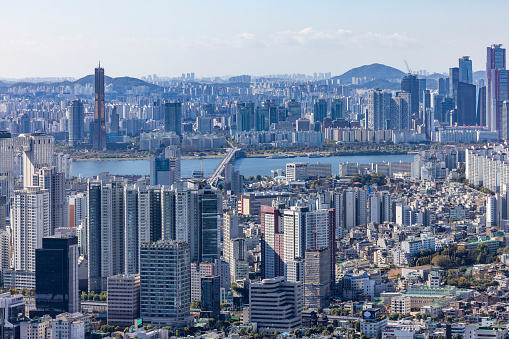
[{"left": 72, "top": 154, "right": 415, "bottom": 178}]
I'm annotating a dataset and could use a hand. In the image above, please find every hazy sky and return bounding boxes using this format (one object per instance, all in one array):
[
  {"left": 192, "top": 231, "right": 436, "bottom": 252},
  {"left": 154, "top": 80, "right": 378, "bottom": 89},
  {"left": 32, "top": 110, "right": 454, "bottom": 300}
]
[{"left": 2, "top": 0, "right": 508, "bottom": 79}]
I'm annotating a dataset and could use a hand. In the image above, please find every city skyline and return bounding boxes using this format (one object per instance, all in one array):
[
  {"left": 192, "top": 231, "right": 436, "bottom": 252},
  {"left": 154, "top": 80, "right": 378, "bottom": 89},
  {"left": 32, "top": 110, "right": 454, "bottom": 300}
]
[{"left": 2, "top": 0, "right": 509, "bottom": 78}]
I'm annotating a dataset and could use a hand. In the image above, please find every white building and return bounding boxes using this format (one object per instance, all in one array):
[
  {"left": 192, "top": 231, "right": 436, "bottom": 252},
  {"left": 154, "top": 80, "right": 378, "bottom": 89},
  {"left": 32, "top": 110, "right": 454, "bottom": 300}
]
[
  {"left": 286, "top": 163, "right": 308, "bottom": 182},
  {"left": 391, "top": 296, "right": 411, "bottom": 315},
  {"left": 401, "top": 235, "right": 435, "bottom": 255},
  {"left": 249, "top": 277, "right": 302, "bottom": 333}
]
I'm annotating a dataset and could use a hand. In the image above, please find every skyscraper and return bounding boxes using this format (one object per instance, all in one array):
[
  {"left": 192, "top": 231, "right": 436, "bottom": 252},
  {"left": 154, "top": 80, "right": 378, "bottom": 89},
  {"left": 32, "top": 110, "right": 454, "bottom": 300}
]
[
  {"left": 261, "top": 205, "right": 285, "bottom": 279},
  {"left": 313, "top": 98, "right": 327, "bottom": 123},
  {"left": 449, "top": 67, "right": 460, "bottom": 100},
  {"left": 330, "top": 98, "right": 344, "bottom": 121},
  {"left": 140, "top": 240, "right": 193, "bottom": 329},
  {"left": 93, "top": 64, "right": 106, "bottom": 150},
  {"left": 236, "top": 103, "right": 251, "bottom": 132},
  {"left": 487, "top": 44, "right": 508, "bottom": 133},
  {"left": 68, "top": 99, "right": 84, "bottom": 147},
  {"left": 18, "top": 134, "right": 54, "bottom": 189},
  {"left": 34, "top": 235, "right": 79, "bottom": 317},
  {"left": 456, "top": 82, "right": 477, "bottom": 126},
  {"left": 477, "top": 85, "right": 487, "bottom": 126},
  {"left": 367, "top": 89, "right": 390, "bottom": 130},
  {"left": 36, "top": 167, "right": 65, "bottom": 235},
  {"left": 401, "top": 74, "right": 419, "bottom": 116},
  {"left": 459, "top": 56, "right": 473, "bottom": 84},
  {"left": 164, "top": 102, "right": 182, "bottom": 136}
]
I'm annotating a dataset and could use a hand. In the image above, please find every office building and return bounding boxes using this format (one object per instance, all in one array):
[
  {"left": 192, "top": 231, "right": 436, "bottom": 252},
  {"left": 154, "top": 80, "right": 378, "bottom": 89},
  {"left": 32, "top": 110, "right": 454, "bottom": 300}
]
[
  {"left": 230, "top": 238, "right": 249, "bottom": 282},
  {"left": 164, "top": 102, "right": 182, "bottom": 136},
  {"left": 478, "top": 85, "right": 487, "bottom": 126},
  {"left": 191, "top": 261, "right": 218, "bottom": 302},
  {"left": 331, "top": 98, "right": 344, "bottom": 120},
  {"left": 456, "top": 82, "right": 477, "bottom": 126},
  {"left": 140, "top": 240, "right": 193, "bottom": 329},
  {"left": 360, "top": 308, "right": 388, "bottom": 339},
  {"left": 249, "top": 277, "right": 302, "bottom": 333},
  {"left": 286, "top": 162, "right": 308, "bottom": 181},
  {"left": 0, "top": 293, "right": 25, "bottom": 339},
  {"left": 459, "top": 56, "right": 473, "bottom": 84},
  {"left": 304, "top": 248, "right": 331, "bottom": 308},
  {"left": 503, "top": 101, "right": 509, "bottom": 140},
  {"left": 224, "top": 164, "right": 243, "bottom": 194},
  {"left": 201, "top": 276, "right": 221, "bottom": 319},
  {"left": 401, "top": 74, "right": 419, "bottom": 115},
  {"left": 236, "top": 102, "right": 251, "bottom": 132},
  {"left": 107, "top": 274, "right": 140, "bottom": 328},
  {"left": 68, "top": 99, "right": 84, "bottom": 147},
  {"left": 93, "top": 64, "right": 106, "bottom": 150},
  {"left": 449, "top": 67, "right": 460, "bottom": 100},
  {"left": 34, "top": 235, "right": 79, "bottom": 317},
  {"left": 222, "top": 212, "right": 240, "bottom": 262},
  {"left": 487, "top": 44, "right": 508, "bottom": 133},
  {"left": 50, "top": 313, "right": 89, "bottom": 339},
  {"left": 149, "top": 155, "right": 174, "bottom": 186},
  {"left": 313, "top": 99, "right": 327, "bottom": 123}
]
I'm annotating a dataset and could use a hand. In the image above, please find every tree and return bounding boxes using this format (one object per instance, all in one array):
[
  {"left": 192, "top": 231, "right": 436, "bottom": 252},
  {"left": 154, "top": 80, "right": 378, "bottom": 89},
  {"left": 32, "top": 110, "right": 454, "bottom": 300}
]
[
  {"left": 274, "top": 330, "right": 280, "bottom": 336},
  {"left": 116, "top": 334, "right": 123, "bottom": 339},
  {"left": 100, "top": 324, "right": 116, "bottom": 334},
  {"left": 354, "top": 320, "right": 360, "bottom": 332},
  {"left": 389, "top": 313, "right": 399, "bottom": 320},
  {"left": 239, "top": 329, "right": 246, "bottom": 336},
  {"left": 317, "top": 307, "right": 324, "bottom": 314}
]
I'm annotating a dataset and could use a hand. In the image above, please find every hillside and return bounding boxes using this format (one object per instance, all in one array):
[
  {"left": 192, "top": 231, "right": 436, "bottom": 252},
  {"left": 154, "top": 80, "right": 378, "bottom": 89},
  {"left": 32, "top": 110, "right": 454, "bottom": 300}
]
[{"left": 333, "top": 63, "right": 406, "bottom": 84}]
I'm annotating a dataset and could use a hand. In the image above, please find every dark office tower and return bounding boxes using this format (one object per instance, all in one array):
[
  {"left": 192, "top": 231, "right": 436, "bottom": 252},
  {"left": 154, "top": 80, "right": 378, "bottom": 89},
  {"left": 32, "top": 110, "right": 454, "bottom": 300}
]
[
  {"left": 164, "top": 102, "right": 182, "bottom": 136},
  {"left": 93, "top": 64, "right": 107, "bottom": 150},
  {"left": 236, "top": 102, "right": 251, "bottom": 132},
  {"left": 285, "top": 99, "right": 301, "bottom": 122},
  {"left": 331, "top": 99, "right": 345, "bottom": 120},
  {"left": 401, "top": 74, "right": 419, "bottom": 115},
  {"left": 456, "top": 82, "right": 477, "bottom": 126},
  {"left": 201, "top": 276, "right": 220, "bottom": 319},
  {"left": 433, "top": 94, "right": 445, "bottom": 123},
  {"left": 477, "top": 86, "right": 487, "bottom": 126},
  {"left": 262, "top": 99, "right": 277, "bottom": 125},
  {"left": 198, "top": 187, "right": 220, "bottom": 262},
  {"left": 418, "top": 78, "right": 426, "bottom": 104},
  {"left": 87, "top": 182, "right": 102, "bottom": 292},
  {"left": 459, "top": 56, "right": 473, "bottom": 84},
  {"left": 487, "top": 44, "right": 509, "bottom": 134},
  {"left": 110, "top": 106, "right": 120, "bottom": 135},
  {"left": 449, "top": 67, "right": 460, "bottom": 100},
  {"left": 313, "top": 99, "right": 327, "bottom": 123},
  {"left": 438, "top": 78, "right": 448, "bottom": 96},
  {"left": 254, "top": 107, "right": 269, "bottom": 131},
  {"left": 442, "top": 98, "right": 456, "bottom": 125},
  {"left": 34, "top": 235, "right": 79, "bottom": 317},
  {"left": 68, "top": 99, "right": 84, "bottom": 147}
]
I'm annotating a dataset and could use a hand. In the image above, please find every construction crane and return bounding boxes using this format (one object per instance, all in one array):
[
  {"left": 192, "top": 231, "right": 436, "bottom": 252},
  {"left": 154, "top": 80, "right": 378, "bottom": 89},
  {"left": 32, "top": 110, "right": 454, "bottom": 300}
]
[
  {"left": 312, "top": 211, "right": 329, "bottom": 250},
  {"left": 404, "top": 60, "right": 412, "bottom": 74}
]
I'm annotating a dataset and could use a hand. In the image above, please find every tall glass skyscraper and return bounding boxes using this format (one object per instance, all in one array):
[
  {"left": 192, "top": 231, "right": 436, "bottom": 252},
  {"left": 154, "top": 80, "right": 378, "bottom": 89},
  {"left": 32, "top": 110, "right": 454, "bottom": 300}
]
[
  {"left": 459, "top": 56, "right": 473, "bottom": 84},
  {"left": 93, "top": 64, "right": 106, "bottom": 150},
  {"left": 486, "top": 44, "right": 508, "bottom": 134},
  {"left": 68, "top": 99, "right": 84, "bottom": 147}
]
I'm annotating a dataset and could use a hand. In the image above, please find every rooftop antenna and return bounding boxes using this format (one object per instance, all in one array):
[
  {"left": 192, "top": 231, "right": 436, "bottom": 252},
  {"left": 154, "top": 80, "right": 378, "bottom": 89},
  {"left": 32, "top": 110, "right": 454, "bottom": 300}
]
[{"left": 404, "top": 60, "right": 412, "bottom": 74}]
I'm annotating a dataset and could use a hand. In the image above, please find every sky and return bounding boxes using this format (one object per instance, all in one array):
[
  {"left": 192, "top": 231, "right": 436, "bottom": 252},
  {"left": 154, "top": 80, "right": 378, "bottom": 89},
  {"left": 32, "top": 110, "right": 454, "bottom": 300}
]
[{"left": 1, "top": 0, "right": 509, "bottom": 79}]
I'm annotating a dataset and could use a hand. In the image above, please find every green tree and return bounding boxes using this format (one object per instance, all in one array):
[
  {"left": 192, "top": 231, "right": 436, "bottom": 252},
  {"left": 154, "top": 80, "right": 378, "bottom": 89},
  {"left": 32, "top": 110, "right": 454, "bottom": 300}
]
[
  {"left": 274, "top": 330, "right": 280, "bottom": 336},
  {"left": 354, "top": 320, "right": 360, "bottom": 332},
  {"left": 100, "top": 324, "right": 116, "bottom": 333},
  {"left": 317, "top": 307, "right": 324, "bottom": 314}
]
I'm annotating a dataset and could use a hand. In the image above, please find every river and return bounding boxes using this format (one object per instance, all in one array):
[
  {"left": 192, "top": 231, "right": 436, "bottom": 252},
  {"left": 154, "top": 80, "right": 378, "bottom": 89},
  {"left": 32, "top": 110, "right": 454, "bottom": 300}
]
[{"left": 72, "top": 154, "right": 415, "bottom": 178}]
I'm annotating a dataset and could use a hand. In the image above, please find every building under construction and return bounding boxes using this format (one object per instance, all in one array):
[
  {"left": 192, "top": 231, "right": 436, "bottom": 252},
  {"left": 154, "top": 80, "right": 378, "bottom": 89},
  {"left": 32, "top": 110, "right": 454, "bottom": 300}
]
[{"left": 304, "top": 247, "right": 331, "bottom": 308}]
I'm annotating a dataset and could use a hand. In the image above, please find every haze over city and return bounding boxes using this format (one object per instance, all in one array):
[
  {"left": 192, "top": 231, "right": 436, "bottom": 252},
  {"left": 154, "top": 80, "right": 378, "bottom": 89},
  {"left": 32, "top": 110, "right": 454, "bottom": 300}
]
[{"left": 2, "top": 0, "right": 509, "bottom": 78}]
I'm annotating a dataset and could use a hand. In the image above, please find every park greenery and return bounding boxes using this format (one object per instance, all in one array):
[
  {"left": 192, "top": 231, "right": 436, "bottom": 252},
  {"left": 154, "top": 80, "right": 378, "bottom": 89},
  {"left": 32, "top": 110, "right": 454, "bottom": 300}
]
[
  {"left": 350, "top": 173, "right": 386, "bottom": 186},
  {"left": 410, "top": 243, "right": 500, "bottom": 268},
  {"left": 81, "top": 291, "right": 108, "bottom": 301}
]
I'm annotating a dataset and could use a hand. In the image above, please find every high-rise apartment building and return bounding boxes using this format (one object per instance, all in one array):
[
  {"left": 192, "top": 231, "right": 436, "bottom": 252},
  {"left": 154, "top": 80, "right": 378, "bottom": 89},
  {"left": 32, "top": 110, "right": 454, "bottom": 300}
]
[
  {"left": 11, "top": 187, "right": 49, "bottom": 273},
  {"left": 331, "top": 98, "right": 344, "bottom": 120},
  {"left": 18, "top": 134, "right": 54, "bottom": 189},
  {"left": 93, "top": 64, "right": 106, "bottom": 150},
  {"left": 107, "top": 274, "right": 140, "bottom": 328},
  {"left": 87, "top": 176, "right": 125, "bottom": 292},
  {"left": 140, "top": 240, "right": 193, "bottom": 329},
  {"left": 68, "top": 99, "right": 84, "bottom": 147},
  {"left": 367, "top": 89, "right": 391, "bottom": 130},
  {"left": 164, "top": 102, "right": 182, "bottom": 136},
  {"left": 261, "top": 205, "right": 285, "bottom": 279},
  {"left": 36, "top": 167, "right": 65, "bottom": 235},
  {"left": 34, "top": 235, "right": 79, "bottom": 317}
]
